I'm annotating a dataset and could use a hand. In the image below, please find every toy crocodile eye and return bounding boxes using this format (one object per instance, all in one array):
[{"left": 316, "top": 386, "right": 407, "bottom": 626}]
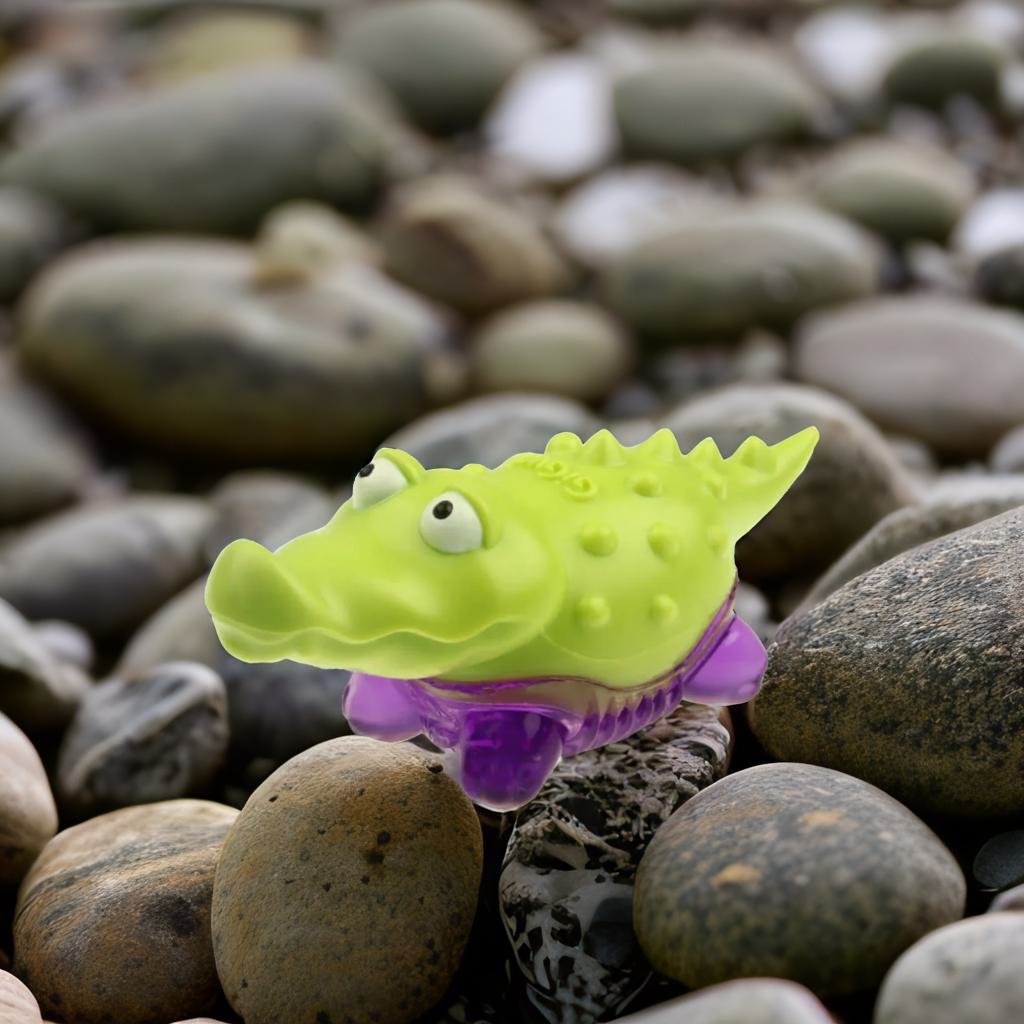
[
  {"left": 352, "top": 457, "right": 408, "bottom": 510},
  {"left": 419, "top": 492, "right": 483, "bottom": 554}
]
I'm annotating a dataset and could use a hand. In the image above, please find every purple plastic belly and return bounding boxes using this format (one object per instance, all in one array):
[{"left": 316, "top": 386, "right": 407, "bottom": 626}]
[{"left": 342, "top": 587, "right": 767, "bottom": 810}]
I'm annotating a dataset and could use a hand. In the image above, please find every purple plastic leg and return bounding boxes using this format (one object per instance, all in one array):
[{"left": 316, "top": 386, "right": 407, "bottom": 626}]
[
  {"left": 447, "top": 708, "right": 565, "bottom": 812},
  {"left": 342, "top": 672, "right": 423, "bottom": 741},
  {"left": 682, "top": 615, "right": 767, "bottom": 705}
]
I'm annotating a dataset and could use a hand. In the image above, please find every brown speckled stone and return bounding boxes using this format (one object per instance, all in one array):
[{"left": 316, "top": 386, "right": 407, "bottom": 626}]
[
  {"left": 0, "top": 968, "right": 43, "bottom": 1023},
  {"left": 0, "top": 710, "right": 56, "bottom": 889},
  {"left": 876, "top": 914, "right": 1024, "bottom": 1024},
  {"left": 211, "top": 736, "right": 483, "bottom": 1024},
  {"left": 614, "top": 978, "right": 835, "bottom": 1023},
  {"left": 633, "top": 763, "right": 964, "bottom": 996},
  {"left": 749, "top": 507, "right": 1024, "bottom": 817},
  {"left": 14, "top": 799, "right": 237, "bottom": 1024}
]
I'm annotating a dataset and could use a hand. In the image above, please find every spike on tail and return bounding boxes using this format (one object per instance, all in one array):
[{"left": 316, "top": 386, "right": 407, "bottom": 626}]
[
  {"left": 635, "top": 427, "right": 682, "bottom": 462},
  {"left": 579, "top": 429, "right": 627, "bottom": 466}
]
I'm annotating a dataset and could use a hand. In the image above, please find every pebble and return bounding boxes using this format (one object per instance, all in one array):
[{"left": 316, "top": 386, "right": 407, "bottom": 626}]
[
  {"left": 500, "top": 702, "right": 732, "bottom": 1023},
  {"left": 0, "top": 596, "right": 88, "bottom": 736},
  {"left": 337, "top": 0, "right": 542, "bottom": 134},
  {"left": 384, "top": 392, "right": 600, "bottom": 469},
  {"left": 211, "top": 736, "right": 483, "bottom": 1024},
  {"left": 603, "top": 201, "right": 879, "bottom": 343},
  {"left": 990, "top": 424, "right": 1024, "bottom": 470},
  {"left": 883, "top": 30, "right": 1005, "bottom": 110},
  {"left": 750, "top": 506, "right": 1024, "bottom": 818},
  {"left": 57, "top": 661, "right": 229, "bottom": 816},
  {"left": 974, "top": 830, "right": 1024, "bottom": 891},
  {"left": 989, "top": 882, "right": 1024, "bottom": 912},
  {"left": 383, "top": 176, "right": 569, "bottom": 313},
  {"left": 0, "top": 969, "right": 43, "bottom": 1024},
  {"left": 810, "top": 136, "right": 975, "bottom": 244},
  {"left": 800, "top": 475, "right": 1024, "bottom": 610},
  {"left": 875, "top": 914, "right": 1024, "bottom": 1024},
  {"left": 613, "top": 41, "right": 823, "bottom": 164},
  {"left": 954, "top": 189, "right": 1024, "bottom": 260},
  {"left": 665, "top": 383, "right": 917, "bottom": 581},
  {"left": 975, "top": 243, "right": 1024, "bottom": 309},
  {"left": 0, "top": 187, "right": 71, "bottom": 303},
  {"left": 0, "top": 374, "right": 95, "bottom": 526},
  {"left": 471, "top": 300, "right": 632, "bottom": 402},
  {"left": 30, "top": 619, "right": 94, "bottom": 673},
  {"left": 796, "top": 296, "right": 1024, "bottom": 457},
  {"left": 0, "top": 61, "right": 402, "bottom": 232},
  {"left": 18, "top": 239, "right": 455, "bottom": 461},
  {"left": 0, "top": 494, "right": 213, "bottom": 638},
  {"left": 485, "top": 53, "right": 615, "bottom": 184},
  {"left": 14, "top": 799, "right": 238, "bottom": 1024},
  {"left": 0, "top": 709, "right": 57, "bottom": 889},
  {"left": 614, "top": 978, "right": 835, "bottom": 1024},
  {"left": 633, "top": 763, "right": 965, "bottom": 995}
]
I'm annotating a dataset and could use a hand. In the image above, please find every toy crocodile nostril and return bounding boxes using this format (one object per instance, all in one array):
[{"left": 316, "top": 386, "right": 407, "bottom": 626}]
[{"left": 205, "top": 425, "right": 817, "bottom": 809}]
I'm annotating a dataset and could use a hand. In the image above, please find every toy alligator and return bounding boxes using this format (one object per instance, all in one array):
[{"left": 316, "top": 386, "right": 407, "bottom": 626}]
[{"left": 206, "top": 426, "right": 817, "bottom": 810}]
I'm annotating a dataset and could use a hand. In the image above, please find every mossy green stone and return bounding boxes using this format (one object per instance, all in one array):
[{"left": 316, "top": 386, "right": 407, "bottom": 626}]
[{"left": 634, "top": 763, "right": 965, "bottom": 995}]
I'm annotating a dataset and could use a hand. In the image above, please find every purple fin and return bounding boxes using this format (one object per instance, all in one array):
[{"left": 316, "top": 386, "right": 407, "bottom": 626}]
[
  {"left": 681, "top": 615, "right": 767, "bottom": 706},
  {"left": 342, "top": 672, "right": 423, "bottom": 741}
]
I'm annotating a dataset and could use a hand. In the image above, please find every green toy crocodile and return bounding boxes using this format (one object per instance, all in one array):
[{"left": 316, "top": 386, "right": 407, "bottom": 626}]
[{"left": 206, "top": 426, "right": 817, "bottom": 809}]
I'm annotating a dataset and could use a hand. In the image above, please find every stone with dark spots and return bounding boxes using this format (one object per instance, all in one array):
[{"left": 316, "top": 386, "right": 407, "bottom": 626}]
[
  {"left": 57, "top": 661, "right": 229, "bottom": 816},
  {"left": 500, "top": 702, "right": 732, "bottom": 1023},
  {"left": 0, "top": 710, "right": 57, "bottom": 890},
  {"left": 665, "top": 383, "right": 917, "bottom": 582},
  {"left": 18, "top": 239, "right": 456, "bottom": 462},
  {"left": 613, "top": 978, "right": 835, "bottom": 1024},
  {"left": 0, "top": 596, "right": 88, "bottom": 736},
  {"left": 0, "top": 494, "right": 212, "bottom": 638},
  {"left": 212, "top": 736, "right": 482, "bottom": 1024},
  {"left": 116, "top": 577, "right": 350, "bottom": 789},
  {"left": 798, "top": 476, "right": 1024, "bottom": 612},
  {"left": 0, "top": 969, "right": 43, "bottom": 1024},
  {"left": 384, "top": 393, "right": 600, "bottom": 470},
  {"left": 973, "top": 831, "right": 1024, "bottom": 892},
  {"left": 634, "top": 763, "right": 964, "bottom": 996},
  {"left": 0, "top": 62, "right": 403, "bottom": 232},
  {"left": 875, "top": 914, "right": 1024, "bottom": 1024},
  {"left": 749, "top": 507, "right": 1024, "bottom": 818},
  {"left": 14, "top": 799, "right": 237, "bottom": 1024}
]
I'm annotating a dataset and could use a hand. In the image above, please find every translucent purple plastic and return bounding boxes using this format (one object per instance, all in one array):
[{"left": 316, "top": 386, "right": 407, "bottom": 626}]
[{"left": 342, "top": 588, "right": 767, "bottom": 810}]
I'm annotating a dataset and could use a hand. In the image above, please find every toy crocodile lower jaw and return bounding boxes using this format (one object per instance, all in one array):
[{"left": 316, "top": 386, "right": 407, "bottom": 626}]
[{"left": 342, "top": 588, "right": 768, "bottom": 812}]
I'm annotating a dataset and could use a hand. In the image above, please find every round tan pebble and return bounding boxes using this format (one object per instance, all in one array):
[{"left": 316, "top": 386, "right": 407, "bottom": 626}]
[{"left": 212, "top": 736, "right": 484, "bottom": 1024}]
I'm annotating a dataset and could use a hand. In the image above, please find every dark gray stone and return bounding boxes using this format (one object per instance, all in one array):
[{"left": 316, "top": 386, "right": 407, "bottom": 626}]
[
  {"left": 973, "top": 831, "right": 1024, "bottom": 891},
  {"left": 634, "top": 763, "right": 965, "bottom": 996},
  {"left": 750, "top": 507, "right": 1024, "bottom": 818},
  {"left": 57, "top": 661, "right": 229, "bottom": 815},
  {"left": 500, "top": 702, "right": 731, "bottom": 1023}
]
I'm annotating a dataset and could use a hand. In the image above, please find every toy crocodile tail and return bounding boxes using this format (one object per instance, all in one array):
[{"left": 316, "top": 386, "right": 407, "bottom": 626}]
[{"left": 679, "top": 425, "right": 819, "bottom": 541}]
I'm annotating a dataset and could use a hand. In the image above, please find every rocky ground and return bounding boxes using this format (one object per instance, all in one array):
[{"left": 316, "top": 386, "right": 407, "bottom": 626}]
[{"left": 2, "top": 0, "right": 1024, "bottom": 1022}]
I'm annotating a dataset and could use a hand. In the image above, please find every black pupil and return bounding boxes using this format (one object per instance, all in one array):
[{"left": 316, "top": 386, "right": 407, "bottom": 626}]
[
  {"left": 357, "top": 463, "right": 374, "bottom": 478},
  {"left": 432, "top": 500, "right": 454, "bottom": 520}
]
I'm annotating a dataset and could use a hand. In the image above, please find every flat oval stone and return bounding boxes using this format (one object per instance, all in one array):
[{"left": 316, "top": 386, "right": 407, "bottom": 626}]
[
  {"left": 472, "top": 300, "right": 632, "bottom": 403},
  {"left": 665, "top": 383, "right": 916, "bottom": 581},
  {"left": 0, "top": 969, "right": 43, "bottom": 1024},
  {"left": 0, "top": 597, "right": 88, "bottom": 736},
  {"left": 500, "top": 702, "right": 732, "bottom": 1023},
  {"left": 336, "top": 0, "right": 542, "bottom": 134},
  {"left": 876, "top": 914, "right": 1024, "bottom": 1024},
  {"left": 14, "top": 799, "right": 238, "bottom": 1024},
  {"left": 810, "top": 137, "right": 975, "bottom": 244},
  {"left": 799, "top": 475, "right": 1024, "bottom": 610},
  {"left": 883, "top": 31, "right": 1005, "bottom": 110},
  {"left": 603, "top": 201, "right": 879, "bottom": 343},
  {"left": 0, "top": 495, "right": 213, "bottom": 638},
  {"left": 973, "top": 831, "right": 1024, "bottom": 891},
  {"left": 383, "top": 177, "right": 569, "bottom": 314},
  {"left": 18, "top": 239, "right": 455, "bottom": 461},
  {"left": 633, "top": 763, "right": 965, "bottom": 995},
  {"left": 750, "top": 507, "right": 1024, "bottom": 817},
  {"left": 796, "top": 296, "right": 1024, "bottom": 457},
  {"left": 614, "top": 978, "right": 834, "bottom": 1024},
  {"left": 613, "top": 42, "right": 823, "bottom": 164},
  {"left": 0, "top": 62, "right": 402, "bottom": 232},
  {"left": 211, "top": 736, "right": 483, "bottom": 1024},
  {"left": 57, "top": 662, "right": 229, "bottom": 816},
  {"left": 0, "top": 710, "right": 57, "bottom": 889}
]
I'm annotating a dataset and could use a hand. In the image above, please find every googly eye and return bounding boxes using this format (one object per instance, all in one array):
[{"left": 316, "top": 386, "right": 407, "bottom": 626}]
[
  {"left": 419, "top": 491, "right": 483, "bottom": 554},
  {"left": 352, "top": 457, "right": 408, "bottom": 510}
]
